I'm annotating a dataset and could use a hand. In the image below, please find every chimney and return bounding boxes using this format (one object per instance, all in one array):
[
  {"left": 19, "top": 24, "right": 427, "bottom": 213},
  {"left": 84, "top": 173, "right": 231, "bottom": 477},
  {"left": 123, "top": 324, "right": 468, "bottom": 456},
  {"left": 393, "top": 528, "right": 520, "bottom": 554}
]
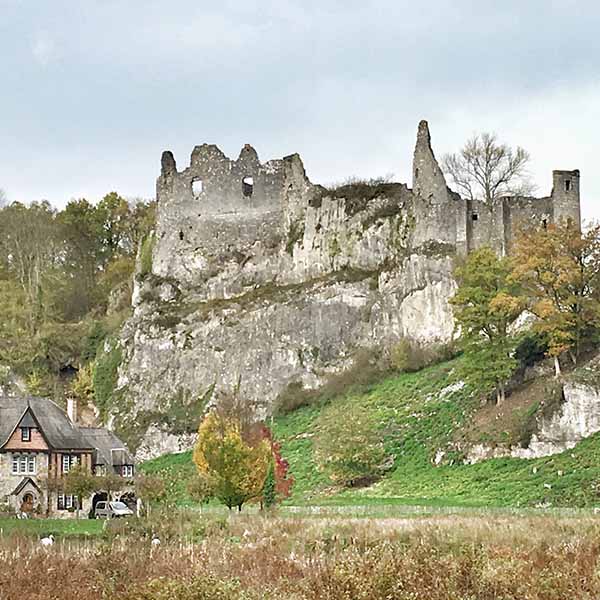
[{"left": 67, "top": 398, "right": 78, "bottom": 424}]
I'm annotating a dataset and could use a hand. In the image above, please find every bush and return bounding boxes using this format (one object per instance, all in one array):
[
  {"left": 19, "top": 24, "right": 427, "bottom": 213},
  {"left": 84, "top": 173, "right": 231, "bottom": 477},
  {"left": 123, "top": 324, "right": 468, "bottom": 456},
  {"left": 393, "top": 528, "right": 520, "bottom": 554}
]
[
  {"left": 92, "top": 339, "right": 122, "bottom": 418},
  {"left": 122, "top": 575, "right": 245, "bottom": 600},
  {"left": 139, "top": 232, "right": 155, "bottom": 278},
  {"left": 389, "top": 338, "right": 456, "bottom": 374},
  {"left": 515, "top": 332, "right": 549, "bottom": 368},
  {"left": 314, "top": 400, "right": 387, "bottom": 487}
]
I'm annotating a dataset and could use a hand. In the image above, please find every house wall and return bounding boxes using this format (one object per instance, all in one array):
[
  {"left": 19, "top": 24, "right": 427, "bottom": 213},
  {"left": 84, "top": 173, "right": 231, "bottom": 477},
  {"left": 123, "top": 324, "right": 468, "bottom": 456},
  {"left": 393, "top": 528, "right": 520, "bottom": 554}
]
[
  {"left": 0, "top": 452, "right": 49, "bottom": 515},
  {"left": 3, "top": 427, "right": 48, "bottom": 452},
  {"left": 0, "top": 450, "right": 98, "bottom": 517}
]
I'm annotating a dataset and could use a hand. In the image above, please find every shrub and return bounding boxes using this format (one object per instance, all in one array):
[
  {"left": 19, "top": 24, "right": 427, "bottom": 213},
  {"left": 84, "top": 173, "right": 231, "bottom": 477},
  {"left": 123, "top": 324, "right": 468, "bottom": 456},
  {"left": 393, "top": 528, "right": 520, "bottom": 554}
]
[
  {"left": 389, "top": 338, "right": 457, "bottom": 374},
  {"left": 122, "top": 575, "right": 245, "bottom": 600},
  {"left": 274, "top": 381, "right": 314, "bottom": 415},
  {"left": 92, "top": 339, "right": 122, "bottom": 418},
  {"left": 139, "top": 232, "right": 155, "bottom": 278},
  {"left": 314, "top": 400, "right": 386, "bottom": 487},
  {"left": 515, "top": 332, "right": 549, "bottom": 368},
  {"left": 389, "top": 338, "right": 424, "bottom": 372}
]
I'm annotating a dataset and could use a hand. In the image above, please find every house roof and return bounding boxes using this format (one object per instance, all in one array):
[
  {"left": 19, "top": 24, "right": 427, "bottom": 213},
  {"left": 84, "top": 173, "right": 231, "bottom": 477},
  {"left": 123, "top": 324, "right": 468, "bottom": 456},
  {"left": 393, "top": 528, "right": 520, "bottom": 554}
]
[
  {"left": 18, "top": 412, "right": 36, "bottom": 428},
  {"left": 0, "top": 396, "right": 133, "bottom": 463},
  {"left": 11, "top": 477, "right": 41, "bottom": 496},
  {"left": 78, "top": 428, "right": 134, "bottom": 467},
  {"left": 5, "top": 397, "right": 93, "bottom": 450}
]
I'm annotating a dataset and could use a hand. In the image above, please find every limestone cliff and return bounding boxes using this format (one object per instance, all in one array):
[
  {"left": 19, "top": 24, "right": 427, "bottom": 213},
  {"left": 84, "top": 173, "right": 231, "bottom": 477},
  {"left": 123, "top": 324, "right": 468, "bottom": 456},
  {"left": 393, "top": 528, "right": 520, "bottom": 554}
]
[
  {"left": 465, "top": 361, "right": 600, "bottom": 464},
  {"left": 112, "top": 121, "right": 581, "bottom": 460}
]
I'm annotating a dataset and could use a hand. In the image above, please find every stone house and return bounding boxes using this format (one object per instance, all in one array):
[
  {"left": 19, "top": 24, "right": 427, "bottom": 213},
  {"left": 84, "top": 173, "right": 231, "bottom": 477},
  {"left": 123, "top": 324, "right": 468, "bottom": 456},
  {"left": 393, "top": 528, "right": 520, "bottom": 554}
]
[{"left": 0, "top": 395, "right": 134, "bottom": 517}]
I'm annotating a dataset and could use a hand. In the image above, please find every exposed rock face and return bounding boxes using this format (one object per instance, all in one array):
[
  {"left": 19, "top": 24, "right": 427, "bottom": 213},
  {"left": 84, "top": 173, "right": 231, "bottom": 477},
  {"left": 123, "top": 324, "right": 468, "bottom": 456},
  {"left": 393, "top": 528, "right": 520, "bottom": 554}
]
[
  {"left": 115, "top": 121, "right": 581, "bottom": 459},
  {"left": 465, "top": 380, "right": 600, "bottom": 464}
]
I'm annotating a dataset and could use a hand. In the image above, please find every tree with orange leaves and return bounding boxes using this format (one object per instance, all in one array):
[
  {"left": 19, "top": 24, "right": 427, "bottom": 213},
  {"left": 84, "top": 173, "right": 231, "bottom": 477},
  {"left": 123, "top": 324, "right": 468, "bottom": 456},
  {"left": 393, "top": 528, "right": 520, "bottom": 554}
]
[
  {"left": 512, "top": 221, "right": 600, "bottom": 375},
  {"left": 193, "top": 411, "right": 271, "bottom": 511}
]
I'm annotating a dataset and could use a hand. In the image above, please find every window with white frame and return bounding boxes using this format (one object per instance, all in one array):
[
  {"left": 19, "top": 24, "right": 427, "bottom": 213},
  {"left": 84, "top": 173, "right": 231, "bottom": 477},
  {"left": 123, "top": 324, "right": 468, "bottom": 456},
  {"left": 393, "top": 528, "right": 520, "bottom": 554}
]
[
  {"left": 11, "top": 454, "right": 36, "bottom": 474},
  {"left": 57, "top": 494, "right": 79, "bottom": 510},
  {"left": 62, "top": 454, "right": 79, "bottom": 474},
  {"left": 20, "top": 427, "right": 31, "bottom": 442},
  {"left": 122, "top": 465, "right": 134, "bottom": 478}
]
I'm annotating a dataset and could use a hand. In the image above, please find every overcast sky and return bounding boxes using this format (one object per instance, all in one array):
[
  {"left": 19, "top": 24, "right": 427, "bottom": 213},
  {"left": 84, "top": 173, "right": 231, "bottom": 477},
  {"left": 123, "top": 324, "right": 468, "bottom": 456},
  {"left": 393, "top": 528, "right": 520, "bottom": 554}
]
[{"left": 1, "top": 1, "right": 599, "bottom": 220}]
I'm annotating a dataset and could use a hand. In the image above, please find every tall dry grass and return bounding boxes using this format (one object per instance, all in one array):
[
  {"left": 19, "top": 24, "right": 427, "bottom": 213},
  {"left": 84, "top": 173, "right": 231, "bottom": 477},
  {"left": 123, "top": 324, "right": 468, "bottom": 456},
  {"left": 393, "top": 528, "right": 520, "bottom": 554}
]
[{"left": 1, "top": 513, "right": 600, "bottom": 599}]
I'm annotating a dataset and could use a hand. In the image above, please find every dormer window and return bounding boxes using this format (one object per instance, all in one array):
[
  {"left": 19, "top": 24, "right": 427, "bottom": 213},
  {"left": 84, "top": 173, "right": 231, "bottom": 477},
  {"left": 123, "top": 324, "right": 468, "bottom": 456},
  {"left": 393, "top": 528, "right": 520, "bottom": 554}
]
[{"left": 20, "top": 427, "right": 31, "bottom": 442}]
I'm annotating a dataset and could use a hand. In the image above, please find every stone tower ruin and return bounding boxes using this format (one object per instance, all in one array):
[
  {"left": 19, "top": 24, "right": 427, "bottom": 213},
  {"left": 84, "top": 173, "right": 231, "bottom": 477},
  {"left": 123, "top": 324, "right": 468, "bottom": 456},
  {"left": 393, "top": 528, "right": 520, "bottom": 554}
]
[{"left": 123, "top": 120, "right": 581, "bottom": 458}]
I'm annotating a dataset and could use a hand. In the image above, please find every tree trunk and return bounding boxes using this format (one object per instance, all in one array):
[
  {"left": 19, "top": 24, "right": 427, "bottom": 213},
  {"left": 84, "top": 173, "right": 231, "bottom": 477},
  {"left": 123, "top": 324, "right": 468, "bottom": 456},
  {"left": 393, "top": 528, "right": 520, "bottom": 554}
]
[
  {"left": 569, "top": 350, "right": 577, "bottom": 367},
  {"left": 496, "top": 384, "right": 505, "bottom": 405},
  {"left": 554, "top": 356, "right": 562, "bottom": 377}
]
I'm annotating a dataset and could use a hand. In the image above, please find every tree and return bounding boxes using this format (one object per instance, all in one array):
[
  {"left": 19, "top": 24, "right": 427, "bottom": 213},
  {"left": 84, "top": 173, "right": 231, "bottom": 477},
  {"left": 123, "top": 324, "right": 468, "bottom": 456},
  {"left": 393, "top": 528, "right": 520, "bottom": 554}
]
[
  {"left": 193, "top": 411, "right": 271, "bottom": 511},
  {"left": 186, "top": 473, "right": 214, "bottom": 508},
  {"left": 63, "top": 464, "right": 99, "bottom": 519},
  {"left": 314, "top": 401, "right": 386, "bottom": 487},
  {"left": 262, "top": 462, "right": 277, "bottom": 509},
  {"left": 450, "top": 247, "right": 524, "bottom": 404},
  {"left": 442, "top": 133, "right": 534, "bottom": 202},
  {"left": 512, "top": 221, "right": 600, "bottom": 375},
  {"left": 258, "top": 425, "right": 293, "bottom": 505},
  {"left": 99, "top": 471, "right": 125, "bottom": 501},
  {"left": 0, "top": 201, "right": 59, "bottom": 331},
  {"left": 135, "top": 474, "right": 167, "bottom": 517}
]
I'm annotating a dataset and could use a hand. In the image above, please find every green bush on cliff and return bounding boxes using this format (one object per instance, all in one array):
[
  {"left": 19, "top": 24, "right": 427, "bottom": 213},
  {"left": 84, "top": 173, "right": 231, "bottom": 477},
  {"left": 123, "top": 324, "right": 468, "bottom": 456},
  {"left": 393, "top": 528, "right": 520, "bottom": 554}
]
[
  {"left": 139, "top": 232, "right": 155, "bottom": 277},
  {"left": 92, "top": 339, "right": 122, "bottom": 419}
]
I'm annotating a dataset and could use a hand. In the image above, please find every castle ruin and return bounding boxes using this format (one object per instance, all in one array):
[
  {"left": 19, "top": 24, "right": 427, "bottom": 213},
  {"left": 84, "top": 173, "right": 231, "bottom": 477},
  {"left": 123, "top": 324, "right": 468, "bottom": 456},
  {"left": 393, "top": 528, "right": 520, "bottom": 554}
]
[
  {"left": 123, "top": 120, "right": 581, "bottom": 458},
  {"left": 152, "top": 120, "right": 580, "bottom": 292}
]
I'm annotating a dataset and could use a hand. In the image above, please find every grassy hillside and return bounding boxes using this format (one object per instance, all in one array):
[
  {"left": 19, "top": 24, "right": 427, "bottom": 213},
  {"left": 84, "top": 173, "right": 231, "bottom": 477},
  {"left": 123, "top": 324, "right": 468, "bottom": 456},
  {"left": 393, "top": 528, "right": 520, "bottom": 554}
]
[{"left": 141, "top": 358, "right": 600, "bottom": 508}]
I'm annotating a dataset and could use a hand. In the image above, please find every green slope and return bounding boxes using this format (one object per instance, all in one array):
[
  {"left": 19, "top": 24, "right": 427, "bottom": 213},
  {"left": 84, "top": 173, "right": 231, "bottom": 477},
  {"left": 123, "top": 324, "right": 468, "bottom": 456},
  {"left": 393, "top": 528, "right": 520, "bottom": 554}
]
[{"left": 141, "top": 358, "right": 600, "bottom": 508}]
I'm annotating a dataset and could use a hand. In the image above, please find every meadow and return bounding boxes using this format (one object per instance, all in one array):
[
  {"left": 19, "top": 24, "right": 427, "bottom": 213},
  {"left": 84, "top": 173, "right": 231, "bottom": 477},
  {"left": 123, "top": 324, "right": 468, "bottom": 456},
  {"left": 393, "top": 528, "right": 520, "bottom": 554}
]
[
  {"left": 2, "top": 509, "right": 600, "bottom": 599},
  {"left": 142, "top": 357, "right": 600, "bottom": 510}
]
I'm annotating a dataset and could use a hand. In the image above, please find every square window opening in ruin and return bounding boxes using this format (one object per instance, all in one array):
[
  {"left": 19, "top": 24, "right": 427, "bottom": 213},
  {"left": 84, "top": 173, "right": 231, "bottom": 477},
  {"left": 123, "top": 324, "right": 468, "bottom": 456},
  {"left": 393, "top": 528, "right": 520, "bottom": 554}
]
[
  {"left": 192, "top": 179, "right": 204, "bottom": 197},
  {"left": 242, "top": 176, "right": 254, "bottom": 198},
  {"left": 471, "top": 213, "right": 479, "bottom": 222},
  {"left": 565, "top": 180, "right": 571, "bottom": 192}
]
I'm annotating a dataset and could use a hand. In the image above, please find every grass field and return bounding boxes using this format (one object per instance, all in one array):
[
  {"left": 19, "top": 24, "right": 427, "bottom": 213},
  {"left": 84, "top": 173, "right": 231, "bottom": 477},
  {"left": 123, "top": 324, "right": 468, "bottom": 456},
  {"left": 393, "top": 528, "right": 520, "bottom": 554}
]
[
  {"left": 0, "top": 516, "right": 103, "bottom": 539},
  {"left": 141, "top": 357, "right": 600, "bottom": 509},
  {"left": 3, "top": 510, "right": 600, "bottom": 599}
]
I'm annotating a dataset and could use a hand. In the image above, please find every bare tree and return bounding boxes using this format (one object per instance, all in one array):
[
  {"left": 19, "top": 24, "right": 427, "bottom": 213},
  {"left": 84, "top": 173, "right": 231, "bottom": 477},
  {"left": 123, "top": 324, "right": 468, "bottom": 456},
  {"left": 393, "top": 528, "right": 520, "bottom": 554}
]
[{"left": 442, "top": 133, "right": 535, "bottom": 202}]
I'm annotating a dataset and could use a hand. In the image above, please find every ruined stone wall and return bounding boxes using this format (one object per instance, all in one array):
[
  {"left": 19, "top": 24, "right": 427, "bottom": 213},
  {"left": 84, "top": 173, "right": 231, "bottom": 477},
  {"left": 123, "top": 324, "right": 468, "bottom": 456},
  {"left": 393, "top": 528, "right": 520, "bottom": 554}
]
[
  {"left": 118, "top": 120, "right": 582, "bottom": 459},
  {"left": 465, "top": 194, "right": 555, "bottom": 256}
]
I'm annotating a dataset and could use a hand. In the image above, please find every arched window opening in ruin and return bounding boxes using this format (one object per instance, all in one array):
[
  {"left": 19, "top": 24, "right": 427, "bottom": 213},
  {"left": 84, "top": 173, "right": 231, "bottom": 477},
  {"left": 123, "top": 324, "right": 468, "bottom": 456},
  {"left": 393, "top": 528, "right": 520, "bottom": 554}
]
[
  {"left": 179, "top": 231, "right": 184, "bottom": 241},
  {"left": 471, "top": 212, "right": 479, "bottom": 222},
  {"left": 192, "top": 179, "right": 203, "bottom": 197},
  {"left": 242, "top": 176, "right": 254, "bottom": 198},
  {"left": 565, "top": 180, "right": 571, "bottom": 192},
  {"left": 542, "top": 218, "right": 548, "bottom": 230},
  {"left": 415, "top": 168, "right": 419, "bottom": 179}
]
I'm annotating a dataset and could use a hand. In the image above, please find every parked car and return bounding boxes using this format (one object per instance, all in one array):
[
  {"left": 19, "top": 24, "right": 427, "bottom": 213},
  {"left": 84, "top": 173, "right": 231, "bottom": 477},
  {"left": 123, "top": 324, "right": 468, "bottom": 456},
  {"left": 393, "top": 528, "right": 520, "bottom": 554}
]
[{"left": 94, "top": 500, "right": 134, "bottom": 519}]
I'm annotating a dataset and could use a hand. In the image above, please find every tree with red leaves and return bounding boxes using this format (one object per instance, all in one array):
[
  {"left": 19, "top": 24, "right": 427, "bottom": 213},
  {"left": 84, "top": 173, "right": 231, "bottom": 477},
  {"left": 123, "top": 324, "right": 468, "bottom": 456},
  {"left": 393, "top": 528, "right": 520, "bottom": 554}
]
[{"left": 259, "top": 425, "right": 294, "bottom": 506}]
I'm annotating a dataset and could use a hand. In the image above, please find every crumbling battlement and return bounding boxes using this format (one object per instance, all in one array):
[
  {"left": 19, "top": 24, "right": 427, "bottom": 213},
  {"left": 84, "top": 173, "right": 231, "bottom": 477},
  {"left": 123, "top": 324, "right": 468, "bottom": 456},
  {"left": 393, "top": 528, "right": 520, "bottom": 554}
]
[
  {"left": 122, "top": 122, "right": 581, "bottom": 457},
  {"left": 150, "top": 120, "right": 581, "bottom": 293}
]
